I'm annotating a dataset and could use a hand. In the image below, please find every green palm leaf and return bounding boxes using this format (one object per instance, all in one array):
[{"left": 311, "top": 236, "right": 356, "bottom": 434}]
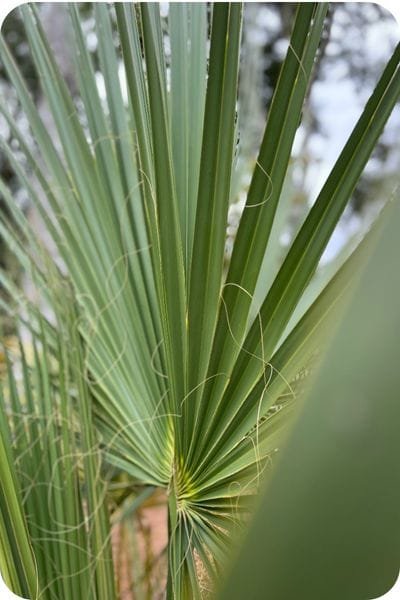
[
  {"left": 0, "top": 3, "right": 399, "bottom": 598},
  {"left": 219, "top": 189, "right": 400, "bottom": 600}
]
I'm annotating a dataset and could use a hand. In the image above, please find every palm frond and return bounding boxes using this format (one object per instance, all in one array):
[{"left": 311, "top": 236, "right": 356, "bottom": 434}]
[{"left": 0, "top": 3, "right": 399, "bottom": 598}]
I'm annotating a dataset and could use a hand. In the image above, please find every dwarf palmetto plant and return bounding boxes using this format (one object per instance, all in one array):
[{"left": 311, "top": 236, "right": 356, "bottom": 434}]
[
  {"left": 219, "top": 194, "right": 400, "bottom": 600},
  {"left": 0, "top": 2, "right": 399, "bottom": 598}
]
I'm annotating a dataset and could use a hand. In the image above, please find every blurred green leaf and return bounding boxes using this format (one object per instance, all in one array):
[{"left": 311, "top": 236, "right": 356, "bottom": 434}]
[{"left": 219, "top": 197, "right": 400, "bottom": 600}]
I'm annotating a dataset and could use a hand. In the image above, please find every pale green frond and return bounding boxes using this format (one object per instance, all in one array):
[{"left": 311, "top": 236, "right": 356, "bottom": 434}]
[{"left": 0, "top": 4, "right": 399, "bottom": 598}]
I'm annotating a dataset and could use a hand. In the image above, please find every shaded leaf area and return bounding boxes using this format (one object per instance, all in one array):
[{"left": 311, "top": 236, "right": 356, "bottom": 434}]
[
  {"left": 0, "top": 301, "right": 116, "bottom": 599},
  {"left": 219, "top": 188, "right": 400, "bottom": 600},
  {"left": 0, "top": 3, "right": 399, "bottom": 598}
]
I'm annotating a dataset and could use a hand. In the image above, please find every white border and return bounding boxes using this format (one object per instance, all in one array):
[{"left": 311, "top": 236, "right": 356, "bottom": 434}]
[{"left": 0, "top": 576, "right": 28, "bottom": 600}]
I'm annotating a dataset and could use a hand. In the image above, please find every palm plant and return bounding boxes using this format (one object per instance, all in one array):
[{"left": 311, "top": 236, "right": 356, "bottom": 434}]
[
  {"left": 220, "top": 195, "right": 400, "bottom": 600},
  {"left": 0, "top": 3, "right": 399, "bottom": 599}
]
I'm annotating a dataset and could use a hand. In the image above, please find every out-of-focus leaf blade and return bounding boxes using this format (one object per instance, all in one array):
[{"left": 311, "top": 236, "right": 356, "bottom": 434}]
[{"left": 219, "top": 196, "right": 400, "bottom": 600}]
